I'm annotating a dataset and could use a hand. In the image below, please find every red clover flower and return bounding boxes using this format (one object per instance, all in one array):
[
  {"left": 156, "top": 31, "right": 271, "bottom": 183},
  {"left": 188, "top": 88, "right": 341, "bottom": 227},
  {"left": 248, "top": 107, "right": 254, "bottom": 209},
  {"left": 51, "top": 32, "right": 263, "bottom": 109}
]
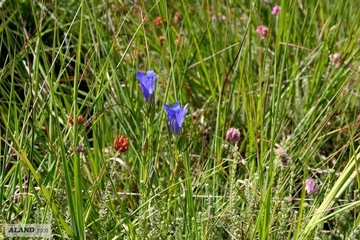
[
  {"left": 256, "top": 25, "right": 269, "bottom": 38},
  {"left": 226, "top": 128, "right": 241, "bottom": 143},
  {"left": 305, "top": 178, "right": 317, "bottom": 194},
  {"left": 114, "top": 135, "right": 130, "bottom": 152},
  {"left": 271, "top": 5, "right": 281, "bottom": 15}
]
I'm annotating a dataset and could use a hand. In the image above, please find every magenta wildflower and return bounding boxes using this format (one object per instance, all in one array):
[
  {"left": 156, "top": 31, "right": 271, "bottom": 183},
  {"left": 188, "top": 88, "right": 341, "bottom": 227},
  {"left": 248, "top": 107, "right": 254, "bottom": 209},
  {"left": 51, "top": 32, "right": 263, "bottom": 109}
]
[
  {"left": 330, "top": 53, "right": 341, "bottom": 68},
  {"left": 305, "top": 178, "right": 317, "bottom": 194},
  {"left": 256, "top": 25, "right": 269, "bottom": 38},
  {"left": 226, "top": 128, "right": 241, "bottom": 143},
  {"left": 271, "top": 5, "right": 281, "bottom": 15}
]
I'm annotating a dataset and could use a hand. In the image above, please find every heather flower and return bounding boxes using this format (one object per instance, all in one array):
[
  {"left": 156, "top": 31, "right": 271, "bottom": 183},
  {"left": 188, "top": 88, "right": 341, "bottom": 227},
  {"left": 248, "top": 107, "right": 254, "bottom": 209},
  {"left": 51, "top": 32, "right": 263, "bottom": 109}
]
[
  {"left": 77, "top": 115, "right": 84, "bottom": 125},
  {"left": 174, "top": 39, "right": 182, "bottom": 46},
  {"left": 136, "top": 69, "right": 157, "bottom": 102},
  {"left": 226, "top": 128, "right": 241, "bottom": 143},
  {"left": 330, "top": 53, "right": 341, "bottom": 68},
  {"left": 158, "top": 35, "right": 165, "bottom": 43},
  {"left": 271, "top": 5, "right": 281, "bottom": 15},
  {"left": 153, "top": 16, "right": 162, "bottom": 26},
  {"left": 256, "top": 25, "right": 269, "bottom": 38},
  {"left": 305, "top": 178, "right": 317, "bottom": 194},
  {"left": 68, "top": 116, "right": 74, "bottom": 125},
  {"left": 164, "top": 101, "right": 188, "bottom": 135},
  {"left": 275, "top": 145, "right": 291, "bottom": 166},
  {"left": 174, "top": 12, "right": 181, "bottom": 23},
  {"left": 68, "top": 115, "right": 84, "bottom": 125}
]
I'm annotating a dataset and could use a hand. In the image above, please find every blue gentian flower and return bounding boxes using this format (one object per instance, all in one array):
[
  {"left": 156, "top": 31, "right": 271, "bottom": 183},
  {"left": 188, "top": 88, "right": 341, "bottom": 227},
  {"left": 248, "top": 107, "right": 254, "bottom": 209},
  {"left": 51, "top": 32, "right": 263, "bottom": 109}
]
[
  {"left": 136, "top": 69, "right": 157, "bottom": 102},
  {"left": 164, "top": 101, "right": 188, "bottom": 135}
]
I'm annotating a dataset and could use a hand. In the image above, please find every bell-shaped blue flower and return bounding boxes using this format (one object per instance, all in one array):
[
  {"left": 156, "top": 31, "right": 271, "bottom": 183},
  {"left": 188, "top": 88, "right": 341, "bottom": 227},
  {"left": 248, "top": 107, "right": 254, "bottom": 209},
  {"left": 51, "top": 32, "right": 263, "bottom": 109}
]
[
  {"left": 136, "top": 69, "right": 157, "bottom": 102},
  {"left": 164, "top": 101, "right": 188, "bottom": 135}
]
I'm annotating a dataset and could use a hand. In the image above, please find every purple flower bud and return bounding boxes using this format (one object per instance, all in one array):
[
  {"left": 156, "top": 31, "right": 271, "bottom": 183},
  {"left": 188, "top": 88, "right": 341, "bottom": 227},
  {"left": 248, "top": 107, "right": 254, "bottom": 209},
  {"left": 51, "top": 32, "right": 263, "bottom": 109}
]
[
  {"left": 226, "top": 128, "right": 241, "bottom": 143},
  {"left": 164, "top": 102, "right": 188, "bottom": 135},
  {"left": 305, "top": 178, "right": 317, "bottom": 194},
  {"left": 271, "top": 5, "right": 281, "bottom": 15},
  {"left": 136, "top": 69, "right": 157, "bottom": 102}
]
